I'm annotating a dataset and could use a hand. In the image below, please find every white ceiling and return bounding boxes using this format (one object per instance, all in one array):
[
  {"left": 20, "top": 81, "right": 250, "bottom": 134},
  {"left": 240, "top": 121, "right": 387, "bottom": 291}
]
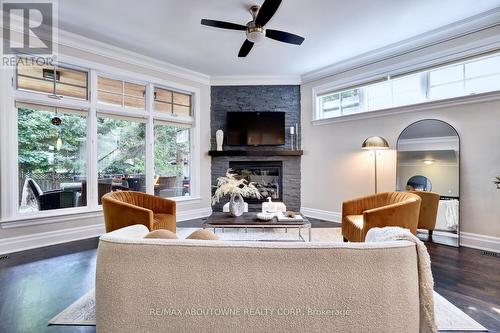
[{"left": 58, "top": 0, "right": 500, "bottom": 77}]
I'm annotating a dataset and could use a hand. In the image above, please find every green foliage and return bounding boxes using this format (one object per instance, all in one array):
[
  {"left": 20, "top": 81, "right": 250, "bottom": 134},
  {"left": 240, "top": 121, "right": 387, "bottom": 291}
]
[
  {"left": 18, "top": 108, "right": 86, "bottom": 174},
  {"left": 18, "top": 108, "right": 189, "bottom": 180},
  {"left": 97, "top": 117, "right": 146, "bottom": 175},
  {"left": 154, "top": 124, "right": 189, "bottom": 177}
]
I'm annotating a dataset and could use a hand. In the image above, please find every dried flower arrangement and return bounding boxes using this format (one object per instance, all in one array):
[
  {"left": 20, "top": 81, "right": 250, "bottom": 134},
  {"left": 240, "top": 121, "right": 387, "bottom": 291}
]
[{"left": 212, "top": 169, "right": 262, "bottom": 205}]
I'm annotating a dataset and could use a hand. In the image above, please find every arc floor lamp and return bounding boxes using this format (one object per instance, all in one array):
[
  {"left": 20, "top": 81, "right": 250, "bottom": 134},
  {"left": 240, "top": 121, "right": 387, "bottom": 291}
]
[{"left": 362, "top": 136, "right": 389, "bottom": 193}]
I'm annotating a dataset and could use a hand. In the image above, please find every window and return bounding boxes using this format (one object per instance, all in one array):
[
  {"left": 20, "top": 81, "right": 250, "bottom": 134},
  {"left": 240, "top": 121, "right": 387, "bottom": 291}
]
[
  {"left": 317, "top": 88, "right": 361, "bottom": 118},
  {"left": 366, "top": 81, "right": 392, "bottom": 111},
  {"left": 4, "top": 58, "right": 199, "bottom": 223},
  {"left": 428, "top": 65, "right": 464, "bottom": 100},
  {"left": 315, "top": 52, "right": 500, "bottom": 120},
  {"left": 17, "top": 103, "right": 87, "bottom": 213},
  {"left": 97, "top": 76, "right": 146, "bottom": 110},
  {"left": 97, "top": 116, "right": 146, "bottom": 204},
  {"left": 154, "top": 121, "right": 190, "bottom": 198},
  {"left": 154, "top": 86, "right": 191, "bottom": 116},
  {"left": 464, "top": 55, "right": 500, "bottom": 94},
  {"left": 391, "top": 73, "right": 424, "bottom": 107},
  {"left": 16, "top": 59, "right": 88, "bottom": 99}
]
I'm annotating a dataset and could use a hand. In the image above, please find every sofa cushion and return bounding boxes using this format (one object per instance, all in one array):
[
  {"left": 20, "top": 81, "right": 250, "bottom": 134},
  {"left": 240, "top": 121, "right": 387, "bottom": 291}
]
[
  {"left": 186, "top": 229, "right": 219, "bottom": 240},
  {"left": 144, "top": 229, "right": 178, "bottom": 239}
]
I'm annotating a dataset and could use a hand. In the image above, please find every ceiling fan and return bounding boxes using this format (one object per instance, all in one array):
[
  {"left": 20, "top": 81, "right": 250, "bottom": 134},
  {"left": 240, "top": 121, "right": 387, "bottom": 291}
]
[{"left": 201, "top": 0, "right": 305, "bottom": 57}]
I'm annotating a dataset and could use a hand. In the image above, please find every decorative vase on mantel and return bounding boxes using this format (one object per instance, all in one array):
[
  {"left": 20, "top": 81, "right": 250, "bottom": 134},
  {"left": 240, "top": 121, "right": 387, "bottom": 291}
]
[{"left": 229, "top": 192, "right": 245, "bottom": 217}]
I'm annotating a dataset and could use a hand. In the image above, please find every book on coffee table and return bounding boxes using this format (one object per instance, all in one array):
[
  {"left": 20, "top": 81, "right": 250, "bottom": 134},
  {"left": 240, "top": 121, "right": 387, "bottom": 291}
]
[{"left": 276, "top": 212, "right": 303, "bottom": 222}]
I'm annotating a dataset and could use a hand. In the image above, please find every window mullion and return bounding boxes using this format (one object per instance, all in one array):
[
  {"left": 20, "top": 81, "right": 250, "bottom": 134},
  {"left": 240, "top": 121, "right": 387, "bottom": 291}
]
[
  {"left": 87, "top": 69, "right": 99, "bottom": 209},
  {"left": 145, "top": 83, "right": 155, "bottom": 195}
]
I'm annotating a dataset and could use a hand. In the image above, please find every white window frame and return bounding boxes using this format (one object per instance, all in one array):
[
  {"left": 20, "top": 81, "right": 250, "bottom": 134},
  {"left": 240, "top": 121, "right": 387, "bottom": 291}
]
[
  {"left": 312, "top": 51, "right": 500, "bottom": 124},
  {"left": 0, "top": 54, "right": 201, "bottom": 224}
]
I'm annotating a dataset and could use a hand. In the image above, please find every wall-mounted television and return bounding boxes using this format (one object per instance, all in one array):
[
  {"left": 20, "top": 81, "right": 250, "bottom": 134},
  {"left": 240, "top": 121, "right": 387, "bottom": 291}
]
[{"left": 226, "top": 112, "right": 285, "bottom": 146}]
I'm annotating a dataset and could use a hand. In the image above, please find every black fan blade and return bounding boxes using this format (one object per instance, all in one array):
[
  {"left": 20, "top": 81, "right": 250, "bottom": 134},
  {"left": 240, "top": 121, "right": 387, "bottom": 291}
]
[
  {"left": 238, "top": 39, "right": 254, "bottom": 57},
  {"left": 201, "top": 19, "right": 247, "bottom": 31},
  {"left": 255, "top": 0, "right": 282, "bottom": 27},
  {"left": 266, "top": 29, "right": 304, "bottom": 45}
]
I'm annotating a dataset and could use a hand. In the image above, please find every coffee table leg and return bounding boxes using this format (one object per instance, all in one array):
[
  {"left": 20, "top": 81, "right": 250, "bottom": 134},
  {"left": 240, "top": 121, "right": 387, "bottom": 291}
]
[{"left": 309, "top": 227, "right": 312, "bottom": 242}]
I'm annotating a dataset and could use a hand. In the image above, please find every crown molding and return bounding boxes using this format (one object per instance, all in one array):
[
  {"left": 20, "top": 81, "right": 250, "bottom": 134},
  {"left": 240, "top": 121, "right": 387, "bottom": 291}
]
[
  {"left": 57, "top": 29, "right": 211, "bottom": 85},
  {"left": 301, "top": 7, "right": 500, "bottom": 84},
  {"left": 210, "top": 75, "right": 302, "bottom": 86}
]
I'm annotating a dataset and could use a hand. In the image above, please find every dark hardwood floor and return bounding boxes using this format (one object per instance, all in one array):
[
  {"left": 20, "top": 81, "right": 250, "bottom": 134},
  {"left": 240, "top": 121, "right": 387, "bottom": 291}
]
[{"left": 0, "top": 221, "right": 498, "bottom": 333}]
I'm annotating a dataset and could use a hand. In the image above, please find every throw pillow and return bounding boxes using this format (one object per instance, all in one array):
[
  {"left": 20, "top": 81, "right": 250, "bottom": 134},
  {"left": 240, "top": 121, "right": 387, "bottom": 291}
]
[
  {"left": 144, "top": 229, "right": 178, "bottom": 239},
  {"left": 186, "top": 229, "right": 219, "bottom": 240}
]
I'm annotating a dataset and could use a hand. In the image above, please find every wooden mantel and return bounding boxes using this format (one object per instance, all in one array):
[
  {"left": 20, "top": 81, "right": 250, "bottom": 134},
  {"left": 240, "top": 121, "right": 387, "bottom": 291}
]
[{"left": 208, "top": 150, "right": 303, "bottom": 157}]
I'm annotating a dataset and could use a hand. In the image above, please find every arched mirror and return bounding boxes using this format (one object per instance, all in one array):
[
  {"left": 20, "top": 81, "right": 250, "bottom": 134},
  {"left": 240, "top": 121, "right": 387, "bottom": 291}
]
[{"left": 397, "top": 119, "right": 460, "bottom": 247}]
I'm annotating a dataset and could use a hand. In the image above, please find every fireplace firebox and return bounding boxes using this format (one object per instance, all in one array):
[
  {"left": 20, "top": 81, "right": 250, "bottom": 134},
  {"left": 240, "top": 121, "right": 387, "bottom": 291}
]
[{"left": 229, "top": 161, "right": 283, "bottom": 203}]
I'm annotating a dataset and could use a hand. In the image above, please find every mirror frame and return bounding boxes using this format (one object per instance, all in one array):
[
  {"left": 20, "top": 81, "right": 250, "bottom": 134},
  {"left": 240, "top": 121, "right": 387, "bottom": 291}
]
[{"left": 396, "top": 119, "right": 460, "bottom": 247}]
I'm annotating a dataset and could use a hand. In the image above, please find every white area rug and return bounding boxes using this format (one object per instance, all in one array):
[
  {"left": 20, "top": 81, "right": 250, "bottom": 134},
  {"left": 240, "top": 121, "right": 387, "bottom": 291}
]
[{"left": 49, "top": 227, "right": 488, "bottom": 331}]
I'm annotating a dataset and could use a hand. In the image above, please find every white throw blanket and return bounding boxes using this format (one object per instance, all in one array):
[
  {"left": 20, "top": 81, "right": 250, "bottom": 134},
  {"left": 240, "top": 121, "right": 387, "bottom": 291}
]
[{"left": 366, "top": 227, "right": 437, "bottom": 333}]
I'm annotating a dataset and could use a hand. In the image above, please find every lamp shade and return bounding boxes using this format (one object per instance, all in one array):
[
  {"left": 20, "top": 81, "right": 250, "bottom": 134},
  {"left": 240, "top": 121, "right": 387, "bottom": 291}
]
[{"left": 361, "top": 136, "right": 389, "bottom": 150}]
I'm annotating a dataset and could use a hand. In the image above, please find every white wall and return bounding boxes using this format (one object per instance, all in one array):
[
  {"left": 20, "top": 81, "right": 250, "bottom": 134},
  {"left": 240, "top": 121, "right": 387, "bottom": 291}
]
[
  {"left": 301, "top": 96, "right": 500, "bottom": 238},
  {"left": 301, "top": 27, "right": 500, "bottom": 245},
  {"left": 0, "top": 43, "right": 212, "bottom": 253}
]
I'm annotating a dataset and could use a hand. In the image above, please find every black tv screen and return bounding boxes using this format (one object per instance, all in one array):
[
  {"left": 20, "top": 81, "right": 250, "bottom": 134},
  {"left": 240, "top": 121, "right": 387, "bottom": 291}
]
[{"left": 226, "top": 112, "right": 285, "bottom": 146}]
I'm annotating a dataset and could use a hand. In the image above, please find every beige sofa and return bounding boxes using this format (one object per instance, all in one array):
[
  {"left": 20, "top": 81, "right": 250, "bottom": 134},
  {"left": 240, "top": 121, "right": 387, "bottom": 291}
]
[{"left": 96, "top": 225, "right": 420, "bottom": 333}]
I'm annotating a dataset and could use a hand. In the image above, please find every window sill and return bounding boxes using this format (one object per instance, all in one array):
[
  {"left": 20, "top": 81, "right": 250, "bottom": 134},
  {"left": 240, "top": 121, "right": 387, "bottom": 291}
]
[
  {"left": 312, "top": 90, "right": 500, "bottom": 125},
  {"left": 171, "top": 196, "right": 202, "bottom": 205},
  {"left": 0, "top": 196, "right": 203, "bottom": 228}
]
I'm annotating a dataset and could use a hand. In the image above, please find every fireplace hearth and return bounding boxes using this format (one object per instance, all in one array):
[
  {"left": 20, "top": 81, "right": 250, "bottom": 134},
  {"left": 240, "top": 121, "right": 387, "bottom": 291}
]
[{"left": 229, "top": 161, "right": 282, "bottom": 203}]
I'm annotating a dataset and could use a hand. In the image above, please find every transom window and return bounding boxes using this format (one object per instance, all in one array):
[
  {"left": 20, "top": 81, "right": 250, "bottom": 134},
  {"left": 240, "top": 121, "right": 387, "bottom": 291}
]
[
  {"left": 97, "top": 76, "right": 146, "bottom": 110},
  {"left": 154, "top": 86, "right": 191, "bottom": 116},
  {"left": 315, "top": 52, "right": 500, "bottom": 120},
  {"left": 16, "top": 58, "right": 88, "bottom": 100}
]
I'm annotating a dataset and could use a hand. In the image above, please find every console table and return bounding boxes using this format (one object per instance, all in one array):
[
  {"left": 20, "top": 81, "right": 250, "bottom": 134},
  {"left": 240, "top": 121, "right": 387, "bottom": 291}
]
[{"left": 202, "top": 212, "right": 311, "bottom": 242}]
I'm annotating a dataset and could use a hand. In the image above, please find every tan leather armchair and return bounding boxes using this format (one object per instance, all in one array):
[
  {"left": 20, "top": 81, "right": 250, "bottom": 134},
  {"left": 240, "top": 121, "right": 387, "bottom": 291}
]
[
  {"left": 342, "top": 192, "right": 421, "bottom": 242},
  {"left": 408, "top": 191, "right": 440, "bottom": 237},
  {"left": 102, "top": 191, "right": 176, "bottom": 233}
]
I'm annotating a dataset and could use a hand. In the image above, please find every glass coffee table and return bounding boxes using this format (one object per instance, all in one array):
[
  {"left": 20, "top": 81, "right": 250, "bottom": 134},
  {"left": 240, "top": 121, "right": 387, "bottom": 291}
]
[{"left": 202, "top": 212, "right": 311, "bottom": 242}]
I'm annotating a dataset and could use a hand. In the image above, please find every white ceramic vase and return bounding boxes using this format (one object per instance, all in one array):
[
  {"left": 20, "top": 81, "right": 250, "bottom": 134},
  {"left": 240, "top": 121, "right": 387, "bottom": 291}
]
[
  {"left": 216, "top": 129, "right": 224, "bottom": 151},
  {"left": 229, "top": 192, "right": 245, "bottom": 217}
]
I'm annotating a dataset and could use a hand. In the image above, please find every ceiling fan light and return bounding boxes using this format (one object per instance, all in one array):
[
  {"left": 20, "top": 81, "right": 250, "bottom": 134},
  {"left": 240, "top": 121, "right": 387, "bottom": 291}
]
[
  {"left": 247, "top": 31, "right": 264, "bottom": 43},
  {"left": 246, "top": 25, "right": 265, "bottom": 43}
]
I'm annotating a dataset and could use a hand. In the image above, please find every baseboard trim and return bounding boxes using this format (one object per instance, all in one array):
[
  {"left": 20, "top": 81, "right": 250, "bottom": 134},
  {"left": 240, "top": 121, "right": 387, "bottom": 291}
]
[
  {"left": 301, "top": 207, "right": 500, "bottom": 253},
  {"left": 300, "top": 207, "right": 341, "bottom": 223},
  {"left": 0, "top": 223, "right": 105, "bottom": 255},
  {"left": 0, "top": 207, "right": 213, "bottom": 255},
  {"left": 460, "top": 232, "right": 500, "bottom": 253}
]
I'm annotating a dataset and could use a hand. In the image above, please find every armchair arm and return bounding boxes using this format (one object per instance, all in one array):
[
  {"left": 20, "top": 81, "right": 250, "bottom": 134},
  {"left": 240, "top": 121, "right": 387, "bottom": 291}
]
[
  {"left": 102, "top": 198, "right": 154, "bottom": 232},
  {"left": 342, "top": 193, "right": 386, "bottom": 217},
  {"left": 145, "top": 195, "right": 176, "bottom": 216},
  {"left": 363, "top": 199, "right": 421, "bottom": 234}
]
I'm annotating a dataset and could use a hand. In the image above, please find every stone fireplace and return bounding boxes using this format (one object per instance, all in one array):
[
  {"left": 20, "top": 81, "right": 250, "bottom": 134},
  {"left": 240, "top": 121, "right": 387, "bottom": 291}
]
[
  {"left": 229, "top": 161, "right": 283, "bottom": 203},
  {"left": 210, "top": 85, "right": 301, "bottom": 212}
]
